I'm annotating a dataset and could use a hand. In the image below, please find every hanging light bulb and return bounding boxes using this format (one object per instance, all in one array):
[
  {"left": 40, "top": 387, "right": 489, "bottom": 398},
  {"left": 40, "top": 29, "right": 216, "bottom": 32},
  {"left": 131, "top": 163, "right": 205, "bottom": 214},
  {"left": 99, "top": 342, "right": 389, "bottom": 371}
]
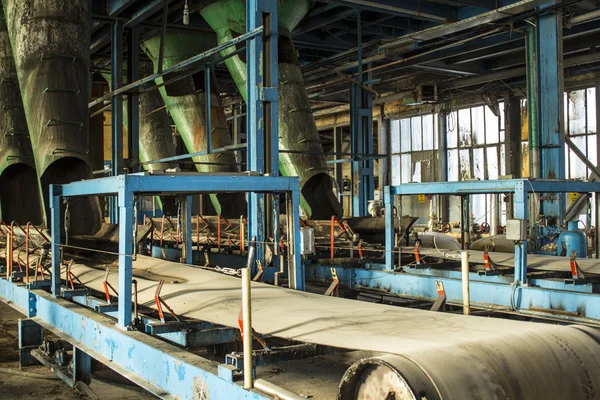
[{"left": 183, "top": 0, "right": 190, "bottom": 25}]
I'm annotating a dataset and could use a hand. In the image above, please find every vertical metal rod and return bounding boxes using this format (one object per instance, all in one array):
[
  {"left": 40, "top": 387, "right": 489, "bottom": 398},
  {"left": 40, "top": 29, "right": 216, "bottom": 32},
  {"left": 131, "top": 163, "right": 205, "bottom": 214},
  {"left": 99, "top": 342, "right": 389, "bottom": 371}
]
[
  {"left": 50, "top": 187, "right": 61, "bottom": 297},
  {"left": 242, "top": 268, "right": 252, "bottom": 389},
  {"left": 205, "top": 66, "right": 212, "bottom": 154},
  {"left": 25, "top": 223, "right": 30, "bottom": 283},
  {"left": 111, "top": 21, "right": 124, "bottom": 224},
  {"left": 243, "top": 237, "right": 256, "bottom": 389},
  {"left": 117, "top": 189, "right": 134, "bottom": 329},
  {"left": 133, "top": 279, "right": 138, "bottom": 320},
  {"left": 461, "top": 251, "right": 470, "bottom": 315}
]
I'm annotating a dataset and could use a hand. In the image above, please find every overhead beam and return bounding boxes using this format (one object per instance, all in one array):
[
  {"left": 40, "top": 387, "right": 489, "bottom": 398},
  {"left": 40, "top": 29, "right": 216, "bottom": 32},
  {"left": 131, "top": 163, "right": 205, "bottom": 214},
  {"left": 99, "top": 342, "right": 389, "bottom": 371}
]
[
  {"left": 108, "top": 0, "right": 137, "bottom": 15},
  {"left": 314, "top": 0, "right": 453, "bottom": 23},
  {"left": 294, "top": 9, "right": 356, "bottom": 36}
]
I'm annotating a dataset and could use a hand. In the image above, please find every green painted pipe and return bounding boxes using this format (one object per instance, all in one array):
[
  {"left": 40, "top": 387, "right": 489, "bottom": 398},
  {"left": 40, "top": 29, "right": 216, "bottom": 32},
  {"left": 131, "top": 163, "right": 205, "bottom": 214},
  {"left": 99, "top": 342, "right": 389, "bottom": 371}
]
[
  {"left": 141, "top": 33, "right": 246, "bottom": 218},
  {"left": 0, "top": 12, "right": 42, "bottom": 224},
  {"left": 3, "top": 1, "right": 101, "bottom": 234},
  {"left": 201, "top": 0, "right": 342, "bottom": 219}
]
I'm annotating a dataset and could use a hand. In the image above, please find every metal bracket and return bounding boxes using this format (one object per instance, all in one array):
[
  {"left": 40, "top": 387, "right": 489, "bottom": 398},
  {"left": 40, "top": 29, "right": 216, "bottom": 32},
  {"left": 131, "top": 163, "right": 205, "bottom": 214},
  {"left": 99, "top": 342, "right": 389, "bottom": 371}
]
[
  {"left": 430, "top": 281, "right": 447, "bottom": 312},
  {"left": 479, "top": 246, "right": 501, "bottom": 276},
  {"left": 155, "top": 279, "right": 180, "bottom": 323},
  {"left": 565, "top": 251, "right": 589, "bottom": 285},
  {"left": 324, "top": 267, "right": 340, "bottom": 297}
]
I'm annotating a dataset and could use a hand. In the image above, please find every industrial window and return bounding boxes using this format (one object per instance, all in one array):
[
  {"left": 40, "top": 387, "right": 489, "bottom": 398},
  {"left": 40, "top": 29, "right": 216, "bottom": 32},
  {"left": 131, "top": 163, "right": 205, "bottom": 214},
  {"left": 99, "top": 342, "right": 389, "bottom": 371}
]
[
  {"left": 391, "top": 113, "right": 439, "bottom": 186},
  {"left": 565, "top": 88, "right": 597, "bottom": 180},
  {"left": 564, "top": 87, "right": 597, "bottom": 225},
  {"left": 446, "top": 104, "right": 506, "bottom": 225}
]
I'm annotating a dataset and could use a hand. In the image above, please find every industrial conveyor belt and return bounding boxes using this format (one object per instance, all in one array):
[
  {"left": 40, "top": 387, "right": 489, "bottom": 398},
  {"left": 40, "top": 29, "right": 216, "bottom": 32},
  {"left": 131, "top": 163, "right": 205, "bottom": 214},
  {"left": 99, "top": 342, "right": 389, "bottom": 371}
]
[
  {"left": 67, "top": 256, "right": 600, "bottom": 399},
  {"left": 400, "top": 246, "right": 600, "bottom": 275}
]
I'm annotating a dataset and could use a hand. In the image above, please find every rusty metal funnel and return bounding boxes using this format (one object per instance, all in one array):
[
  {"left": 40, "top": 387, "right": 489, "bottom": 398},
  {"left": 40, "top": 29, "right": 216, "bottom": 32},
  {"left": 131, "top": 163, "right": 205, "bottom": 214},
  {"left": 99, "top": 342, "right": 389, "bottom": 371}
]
[
  {"left": 0, "top": 12, "right": 42, "bottom": 225},
  {"left": 141, "top": 32, "right": 246, "bottom": 218},
  {"left": 3, "top": 1, "right": 101, "bottom": 234},
  {"left": 200, "top": 0, "right": 342, "bottom": 219}
]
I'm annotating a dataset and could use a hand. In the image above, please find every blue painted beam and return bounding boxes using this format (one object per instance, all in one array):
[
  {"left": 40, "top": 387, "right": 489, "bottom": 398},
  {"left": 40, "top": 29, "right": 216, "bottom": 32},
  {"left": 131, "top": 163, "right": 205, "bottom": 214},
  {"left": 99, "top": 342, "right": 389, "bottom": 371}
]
[
  {"left": 305, "top": 265, "right": 600, "bottom": 323},
  {"left": 390, "top": 179, "right": 600, "bottom": 196},
  {"left": 53, "top": 175, "right": 300, "bottom": 197},
  {"left": 0, "top": 280, "right": 267, "bottom": 399}
]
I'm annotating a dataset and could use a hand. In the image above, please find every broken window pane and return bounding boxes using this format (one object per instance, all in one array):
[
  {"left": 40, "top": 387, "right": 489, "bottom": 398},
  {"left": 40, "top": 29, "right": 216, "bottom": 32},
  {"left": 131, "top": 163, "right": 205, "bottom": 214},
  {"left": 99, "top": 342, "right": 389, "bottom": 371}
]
[
  {"left": 499, "top": 101, "right": 505, "bottom": 131},
  {"left": 391, "top": 120, "right": 401, "bottom": 186},
  {"left": 458, "top": 108, "right": 472, "bottom": 147},
  {"left": 472, "top": 106, "right": 485, "bottom": 145},
  {"left": 485, "top": 105, "right": 499, "bottom": 144},
  {"left": 448, "top": 149, "right": 459, "bottom": 182},
  {"left": 588, "top": 134, "right": 597, "bottom": 168},
  {"left": 473, "top": 148, "right": 484, "bottom": 180},
  {"left": 459, "top": 149, "right": 471, "bottom": 180},
  {"left": 568, "top": 90, "right": 586, "bottom": 135},
  {"left": 447, "top": 111, "right": 458, "bottom": 148},
  {"left": 412, "top": 160, "right": 422, "bottom": 183}
]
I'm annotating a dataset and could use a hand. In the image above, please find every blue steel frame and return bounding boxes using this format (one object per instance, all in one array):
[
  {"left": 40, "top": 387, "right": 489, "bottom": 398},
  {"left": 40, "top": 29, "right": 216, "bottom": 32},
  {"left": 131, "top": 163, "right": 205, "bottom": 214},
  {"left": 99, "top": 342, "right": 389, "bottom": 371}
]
[
  {"left": 338, "top": 179, "right": 600, "bottom": 322},
  {"left": 0, "top": 279, "right": 269, "bottom": 399},
  {"left": 385, "top": 179, "right": 600, "bottom": 279},
  {"left": 50, "top": 173, "right": 302, "bottom": 329}
]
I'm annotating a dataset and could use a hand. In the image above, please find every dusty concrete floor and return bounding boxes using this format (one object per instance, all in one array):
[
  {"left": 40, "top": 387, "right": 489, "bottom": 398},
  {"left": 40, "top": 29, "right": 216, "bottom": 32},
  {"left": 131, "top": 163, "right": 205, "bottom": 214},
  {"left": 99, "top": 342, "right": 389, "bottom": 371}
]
[{"left": 0, "top": 301, "right": 155, "bottom": 400}]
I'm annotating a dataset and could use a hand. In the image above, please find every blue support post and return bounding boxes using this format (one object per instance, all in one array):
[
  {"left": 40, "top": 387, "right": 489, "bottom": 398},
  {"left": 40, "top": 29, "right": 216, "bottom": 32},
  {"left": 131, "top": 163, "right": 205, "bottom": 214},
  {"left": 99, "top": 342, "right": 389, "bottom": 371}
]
[
  {"left": 289, "top": 188, "right": 304, "bottom": 290},
  {"left": 535, "top": 5, "right": 565, "bottom": 222},
  {"left": 183, "top": 195, "right": 193, "bottom": 265},
  {"left": 50, "top": 185, "right": 61, "bottom": 298},
  {"left": 117, "top": 188, "right": 134, "bottom": 329},
  {"left": 111, "top": 20, "right": 124, "bottom": 224},
  {"left": 246, "top": 0, "right": 265, "bottom": 271},
  {"left": 246, "top": 0, "right": 278, "bottom": 271},
  {"left": 514, "top": 180, "right": 528, "bottom": 284},
  {"left": 350, "top": 12, "right": 374, "bottom": 217},
  {"left": 384, "top": 186, "right": 394, "bottom": 270},
  {"left": 127, "top": 25, "right": 142, "bottom": 222}
]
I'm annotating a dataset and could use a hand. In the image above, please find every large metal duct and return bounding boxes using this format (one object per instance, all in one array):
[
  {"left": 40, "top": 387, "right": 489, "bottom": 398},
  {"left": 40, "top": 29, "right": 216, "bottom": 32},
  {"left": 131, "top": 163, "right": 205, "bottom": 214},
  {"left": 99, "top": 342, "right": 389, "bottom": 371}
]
[
  {"left": 200, "top": 0, "right": 343, "bottom": 219},
  {"left": 2, "top": 1, "right": 101, "bottom": 235},
  {"left": 339, "top": 325, "right": 600, "bottom": 399},
  {"left": 141, "top": 33, "right": 246, "bottom": 218},
  {"left": 0, "top": 12, "right": 42, "bottom": 225}
]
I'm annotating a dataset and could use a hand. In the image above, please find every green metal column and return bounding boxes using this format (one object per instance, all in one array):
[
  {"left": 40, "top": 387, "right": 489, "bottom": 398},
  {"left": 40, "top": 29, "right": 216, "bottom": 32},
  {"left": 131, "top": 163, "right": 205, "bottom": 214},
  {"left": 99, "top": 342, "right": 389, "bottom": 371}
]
[
  {"left": 0, "top": 12, "right": 42, "bottom": 224},
  {"left": 141, "top": 33, "right": 246, "bottom": 218},
  {"left": 201, "top": 0, "right": 342, "bottom": 219}
]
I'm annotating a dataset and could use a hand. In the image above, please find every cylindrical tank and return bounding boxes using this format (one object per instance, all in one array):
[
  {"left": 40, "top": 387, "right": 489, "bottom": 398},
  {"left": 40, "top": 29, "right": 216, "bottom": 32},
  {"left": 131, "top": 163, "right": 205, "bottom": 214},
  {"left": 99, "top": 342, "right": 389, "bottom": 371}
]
[
  {"left": 3, "top": 0, "right": 101, "bottom": 234},
  {"left": 200, "top": 0, "right": 343, "bottom": 219},
  {"left": 557, "top": 220, "right": 587, "bottom": 257},
  {"left": 0, "top": 12, "right": 42, "bottom": 224},
  {"left": 140, "top": 33, "right": 246, "bottom": 218},
  {"left": 339, "top": 325, "right": 600, "bottom": 399}
]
